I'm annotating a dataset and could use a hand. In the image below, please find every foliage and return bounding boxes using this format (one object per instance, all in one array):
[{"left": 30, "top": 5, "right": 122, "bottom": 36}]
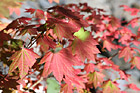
[{"left": 1, "top": 1, "right": 140, "bottom": 93}]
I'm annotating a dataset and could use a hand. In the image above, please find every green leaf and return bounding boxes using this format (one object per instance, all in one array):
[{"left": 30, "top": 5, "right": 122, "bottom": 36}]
[
  {"left": 74, "top": 27, "right": 90, "bottom": 41},
  {"left": 46, "top": 78, "right": 60, "bottom": 93}
]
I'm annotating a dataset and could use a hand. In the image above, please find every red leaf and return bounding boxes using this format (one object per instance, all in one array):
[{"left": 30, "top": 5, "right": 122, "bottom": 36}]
[
  {"left": 52, "top": 19, "right": 78, "bottom": 40},
  {"left": 61, "top": 84, "right": 73, "bottom": 93},
  {"left": 40, "top": 48, "right": 82, "bottom": 83},
  {"left": 64, "top": 75, "right": 86, "bottom": 90},
  {"left": 101, "top": 58, "right": 120, "bottom": 71},
  {"left": 37, "top": 35, "right": 56, "bottom": 53},
  {"left": 88, "top": 71, "right": 105, "bottom": 88},
  {"left": 119, "top": 70, "right": 130, "bottom": 81},
  {"left": 128, "top": 83, "right": 140, "bottom": 91},
  {"left": 56, "top": 6, "right": 89, "bottom": 28},
  {"left": 84, "top": 63, "right": 95, "bottom": 73},
  {"left": 5, "top": 17, "right": 32, "bottom": 30},
  {"left": 103, "top": 39, "right": 117, "bottom": 51},
  {"left": 9, "top": 47, "right": 40, "bottom": 79},
  {"left": 118, "top": 27, "right": 135, "bottom": 45},
  {"left": 72, "top": 36, "right": 100, "bottom": 62},
  {"left": 25, "top": 8, "right": 36, "bottom": 14},
  {"left": 119, "top": 47, "right": 134, "bottom": 62},
  {"left": 120, "top": 5, "right": 140, "bottom": 16},
  {"left": 130, "top": 56, "right": 140, "bottom": 70},
  {"left": 26, "top": 8, "right": 44, "bottom": 19}
]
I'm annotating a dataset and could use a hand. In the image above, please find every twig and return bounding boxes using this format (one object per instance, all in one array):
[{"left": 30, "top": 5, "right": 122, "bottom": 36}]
[
  {"left": 108, "top": 51, "right": 119, "bottom": 60},
  {"left": 28, "top": 77, "right": 43, "bottom": 90}
]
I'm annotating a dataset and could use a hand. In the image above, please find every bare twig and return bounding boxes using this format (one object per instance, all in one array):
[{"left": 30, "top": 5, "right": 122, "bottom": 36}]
[{"left": 28, "top": 77, "right": 43, "bottom": 90}]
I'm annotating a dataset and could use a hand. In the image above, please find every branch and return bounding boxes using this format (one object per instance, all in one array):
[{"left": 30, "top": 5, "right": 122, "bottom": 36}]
[
  {"left": 108, "top": 51, "right": 119, "bottom": 60},
  {"left": 28, "top": 77, "right": 43, "bottom": 90}
]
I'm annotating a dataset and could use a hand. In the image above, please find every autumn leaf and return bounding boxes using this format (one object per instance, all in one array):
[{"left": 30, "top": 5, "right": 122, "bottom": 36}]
[
  {"left": 61, "top": 84, "right": 73, "bottom": 93},
  {"left": 5, "top": 17, "right": 32, "bottom": 30},
  {"left": 72, "top": 28, "right": 100, "bottom": 62},
  {"left": 53, "top": 19, "right": 78, "bottom": 40},
  {"left": 25, "top": 8, "right": 45, "bottom": 19},
  {"left": 103, "top": 39, "right": 117, "bottom": 51},
  {"left": 37, "top": 35, "right": 56, "bottom": 53},
  {"left": 84, "top": 63, "right": 95, "bottom": 73},
  {"left": 9, "top": 47, "right": 40, "bottom": 79},
  {"left": 56, "top": 6, "right": 89, "bottom": 28},
  {"left": 119, "top": 47, "right": 134, "bottom": 62},
  {"left": 120, "top": 5, "right": 140, "bottom": 16},
  {"left": 130, "top": 56, "right": 140, "bottom": 70},
  {"left": 56, "top": 6, "right": 80, "bottom": 21},
  {"left": 100, "top": 58, "right": 120, "bottom": 71},
  {"left": 88, "top": 71, "right": 105, "bottom": 88},
  {"left": 40, "top": 48, "right": 82, "bottom": 83},
  {"left": 128, "top": 83, "right": 140, "bottom": 91},
  {"left": 101, "top": 80, "right": 120, "bottom": 93},
  {"left": 119, "top": 70, "right": 130, "bottom": 81}
]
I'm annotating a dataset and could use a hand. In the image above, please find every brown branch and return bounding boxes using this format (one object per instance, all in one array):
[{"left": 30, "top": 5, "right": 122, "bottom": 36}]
[{"left": 108, "top": 51, "right": 119, "bottom": 60}]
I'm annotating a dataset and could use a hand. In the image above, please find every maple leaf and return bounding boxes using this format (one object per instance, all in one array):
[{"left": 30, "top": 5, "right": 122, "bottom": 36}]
[
  {"left": 103, "top": 39, "right": 117, "bottom": 51},
  {"left": 9, "top": 47, "right": 40, "bottom": 79},
  {"left": 128, "top": 18, "right": 139, "bottom": 28},
  {"left": 61, "top": 84, "right": 73, "bottom": 93},
  {"left": 72, "top": 28, "right": 100, "bottom": 62},
  {"left": 119, "top": 70, "right": 130, "bottom": 81},
  {"left": 120, "top": 5, "right": 140, "bottom": 16},
  {"left": 88, "top": 71, "right": 105, "bottom": 88},
  {"left": 118, "top": 27, "right": 135, "bottom": 45},
  {"left": 25, "top": 8, "right": 45, "bottom": 20},
  {"left": 119, "top": 47, "right": 134, "bottom": 62},
  {"left": 16, "top": 25, "right": 38, "bottom": 36},
  {"left": 37, "top": 35, "right": 56, "bottom": 53},
  {"left": 5, "top": 17, "right": 32, "bottom": 30},
  {"left": 128, "top": 83, "right": 140, "bottom": 91},
  {"left": 25, "top": 8, "right": 36, "bottom": 14},
  {"left": 100, "top": 58, "right": 120, "bottom": 71},
  {"left": 74, "top": 27, "right": 90, "bottom": 41},
  {"left": 64, "top": 75, "right": 86, "bottom": 92},
  {"left": 56, "top": 6, "right": 80, "bottom": 21},
  {"left": 84, "top": 63, "right": 95, "bottom": 73},
  {"left": 56, "top": 6, "right": 89, "bottom": 28},
  {"left": 40, "top": 48, "right": 82, "bottom": 83},
  {"left": 52, "top": 19, "right": 78, "bottom": 40},
  {"left": 130, "top": 56, "right": 140, "bottom": 70},
  {"left": 101, "top": 80, "right": 120, "bottom": 93}
]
